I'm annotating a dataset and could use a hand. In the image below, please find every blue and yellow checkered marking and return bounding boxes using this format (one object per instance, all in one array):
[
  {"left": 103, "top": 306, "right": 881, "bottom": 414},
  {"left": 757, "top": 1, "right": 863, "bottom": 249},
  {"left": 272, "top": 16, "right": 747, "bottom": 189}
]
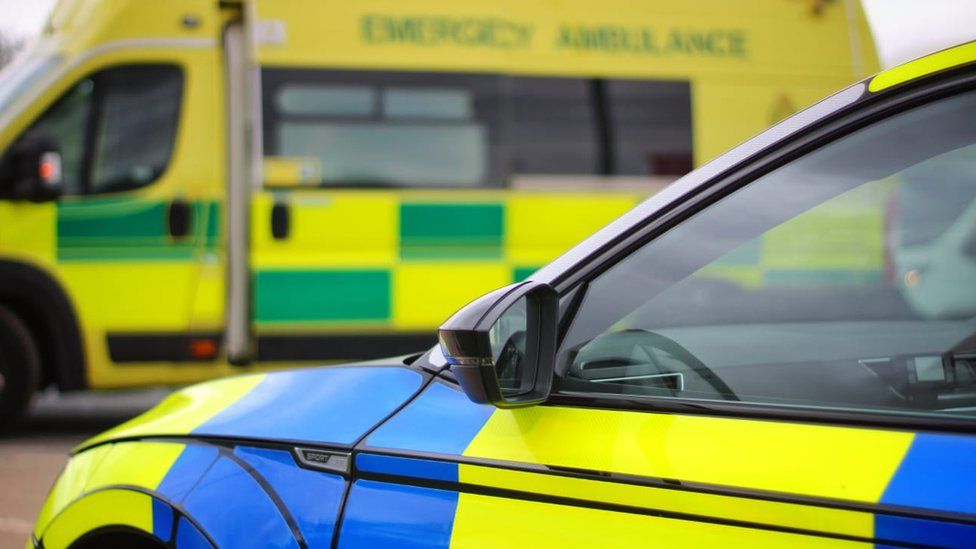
[
  {"left": 363, "top": 382, "right": 976, "bottom": 547},
  {"left": 36, "top": 441, "right": 345, "bottom": 549},
  {"left": 81, "top": 365, "right": 424, "bottom": 449},
  {"left": 41, "top": 368, "right": 976, "bottom": 548}
]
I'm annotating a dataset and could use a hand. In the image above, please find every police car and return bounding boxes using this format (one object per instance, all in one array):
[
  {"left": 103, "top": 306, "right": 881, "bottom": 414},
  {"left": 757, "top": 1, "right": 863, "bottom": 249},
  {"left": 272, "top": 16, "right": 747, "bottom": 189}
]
[{"left": 30, "top": 41, "right": 976, "bottom": 548}]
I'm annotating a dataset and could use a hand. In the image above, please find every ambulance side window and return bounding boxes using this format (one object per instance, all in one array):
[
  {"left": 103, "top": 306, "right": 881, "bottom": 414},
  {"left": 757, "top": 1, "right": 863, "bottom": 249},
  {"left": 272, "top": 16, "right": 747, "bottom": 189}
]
[
  {"left": 12, "top": 64, "right": 183, "bottom": 196},
  {"left": 261, "top": 68, "right": 694, "bottom": 188},
  {"left": 89, "top": 66, "right": 183, "bottom": 194}
]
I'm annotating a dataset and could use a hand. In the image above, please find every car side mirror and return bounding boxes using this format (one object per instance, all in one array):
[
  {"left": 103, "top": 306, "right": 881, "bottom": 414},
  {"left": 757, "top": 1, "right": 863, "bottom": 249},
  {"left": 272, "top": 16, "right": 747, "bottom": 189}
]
[
  {"left": 0, "top": 135, "right": 63, "bottom": 201},
  {"left": 438, "top": 281, "right": 558, "bottom": 408}
]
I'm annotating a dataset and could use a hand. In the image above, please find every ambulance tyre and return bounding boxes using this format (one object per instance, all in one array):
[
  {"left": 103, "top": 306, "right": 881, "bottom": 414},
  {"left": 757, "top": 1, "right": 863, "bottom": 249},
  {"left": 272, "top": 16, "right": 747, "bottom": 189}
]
[{"left": 0, "top": 304, "right": 40, "bottom": 432}]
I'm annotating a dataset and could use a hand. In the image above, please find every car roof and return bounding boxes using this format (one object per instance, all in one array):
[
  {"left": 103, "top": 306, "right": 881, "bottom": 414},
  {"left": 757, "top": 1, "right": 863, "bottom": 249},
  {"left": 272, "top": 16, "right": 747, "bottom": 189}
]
[{"left": 531, "top": 40, "right": 976, "bottom": 287}]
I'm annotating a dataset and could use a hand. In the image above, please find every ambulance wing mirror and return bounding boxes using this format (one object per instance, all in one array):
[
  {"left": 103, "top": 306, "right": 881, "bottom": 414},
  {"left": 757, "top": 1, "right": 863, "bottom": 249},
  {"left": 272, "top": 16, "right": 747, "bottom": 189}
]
[
  {"left": 439, "top": 281, "right": 558, "bottom": 408},
  {"left": 0, "top": 135, "right": 63, "bottom": 201},
  {"left": 263, "top": 156, "right": 322, "bottom": 189}
]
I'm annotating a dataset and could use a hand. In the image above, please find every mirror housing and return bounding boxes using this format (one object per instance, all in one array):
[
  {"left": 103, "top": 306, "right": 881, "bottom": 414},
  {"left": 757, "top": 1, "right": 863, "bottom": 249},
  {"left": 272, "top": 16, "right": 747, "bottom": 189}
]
[
  {"left": 0, "top": 135, "right": 63, "bottom": 201},
  {"left": 263, "top": 156, "right": 322, "bottom": 189},
  {"left": 439, "top": 281, "right": 558, "bottom": 408}
]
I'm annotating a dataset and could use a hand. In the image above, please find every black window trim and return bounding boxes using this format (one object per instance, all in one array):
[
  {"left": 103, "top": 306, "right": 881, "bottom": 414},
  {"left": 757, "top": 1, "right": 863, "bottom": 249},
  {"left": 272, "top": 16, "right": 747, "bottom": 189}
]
[{"left": 544, "top": 64, "right": 976, "bottom": 434}]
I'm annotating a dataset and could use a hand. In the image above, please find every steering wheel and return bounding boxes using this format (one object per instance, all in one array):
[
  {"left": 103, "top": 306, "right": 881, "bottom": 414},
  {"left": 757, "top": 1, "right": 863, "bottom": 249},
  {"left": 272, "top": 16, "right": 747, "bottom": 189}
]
[
  {"left": 495, "top": 331, "right": 527, "bottom": 389},
  {"left": 569, "top": 329, "right": 738, "bottom": 400}
]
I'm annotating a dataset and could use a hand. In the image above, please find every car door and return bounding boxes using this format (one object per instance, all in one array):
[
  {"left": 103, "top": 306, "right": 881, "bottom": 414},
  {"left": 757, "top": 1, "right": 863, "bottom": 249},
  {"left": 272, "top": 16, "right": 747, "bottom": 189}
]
[{"left": 339, "top": 60, "right": 976, "bottom": 548}]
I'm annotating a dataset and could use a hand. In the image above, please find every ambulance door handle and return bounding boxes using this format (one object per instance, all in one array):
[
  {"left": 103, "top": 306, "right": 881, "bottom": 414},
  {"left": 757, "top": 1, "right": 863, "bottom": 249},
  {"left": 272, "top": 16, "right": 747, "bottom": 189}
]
[
  {"left": 168, "top": 199, "right": 192, "bottom": 239},
  {"left": 271, "top": 201, "right": 290, "bottom": 240}
]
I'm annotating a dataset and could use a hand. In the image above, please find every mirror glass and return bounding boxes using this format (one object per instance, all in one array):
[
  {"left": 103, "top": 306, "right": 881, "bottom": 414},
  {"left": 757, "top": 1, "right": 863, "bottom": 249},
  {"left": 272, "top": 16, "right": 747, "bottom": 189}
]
[{"left": 488, "top": 296, "right": 528, "bottom": 395}]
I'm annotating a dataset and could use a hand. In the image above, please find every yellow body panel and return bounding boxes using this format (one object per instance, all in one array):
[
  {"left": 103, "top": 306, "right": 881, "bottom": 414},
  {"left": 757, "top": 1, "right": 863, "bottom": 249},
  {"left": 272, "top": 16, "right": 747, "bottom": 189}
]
[
  {"left": 84, "top": 441, "right": 185, "bottom": 492},
  {"left": 252, "top": 191, "right": 399, "bottom": 268},
  {"left": 505, "top": 193, "right": 639, "bottom": 266},
  {"left": 393, "top": 262, "right": 512, "bottom": 329},
  {"left": 81, "top": 373, "right": 264, "bottom": 448},
  {"left": 450, "top": 491, "right": 867, "bottom": 548},
  {"left": 869, "top": 41, "right": 976, "bottom": 92},
  {"left": 458, "top": 463, "right": 874, "bottom": 539},
  {"left": 35, "top": 441, "right": 190, "bottom": 544},
  {"left": 41, "top": 489, "right": 154, "bottom": 549},
  {"left": 32, "top": 444, "right": 112, "bottom": 539},
  {"left": 463, "top": 406, "right": 913, "bottom": 503}
]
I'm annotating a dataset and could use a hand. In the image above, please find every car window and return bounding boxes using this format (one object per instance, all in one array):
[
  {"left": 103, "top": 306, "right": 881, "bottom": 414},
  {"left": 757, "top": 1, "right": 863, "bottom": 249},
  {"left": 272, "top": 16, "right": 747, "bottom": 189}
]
[
  {"left": 262, "top": 68, "right": 693, "bottom": 188},
  {"left": 4, "top": 64, "right": 182, "bottom": 196},
  {"left": 557, "top": 89, "right": 976, "bottom": 421}
]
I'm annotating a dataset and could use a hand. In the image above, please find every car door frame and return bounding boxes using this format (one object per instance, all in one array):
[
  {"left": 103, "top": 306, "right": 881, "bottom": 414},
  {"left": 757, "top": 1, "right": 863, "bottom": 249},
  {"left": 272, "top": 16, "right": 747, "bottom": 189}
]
[{"left": 541, "top": 63, "right": 976, "bottom": 434}]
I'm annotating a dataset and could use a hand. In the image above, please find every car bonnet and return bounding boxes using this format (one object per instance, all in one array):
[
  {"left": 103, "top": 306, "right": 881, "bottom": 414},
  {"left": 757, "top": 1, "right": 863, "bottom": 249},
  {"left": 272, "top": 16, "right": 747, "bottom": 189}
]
[{"left": 75, "top": 363, "right": 426, "bottom": 453}]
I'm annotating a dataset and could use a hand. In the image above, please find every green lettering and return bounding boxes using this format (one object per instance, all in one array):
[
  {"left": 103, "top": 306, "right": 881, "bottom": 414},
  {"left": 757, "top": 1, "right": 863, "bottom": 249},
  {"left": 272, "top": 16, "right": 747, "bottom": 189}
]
[
  {"left": 727, "top": 30, "right": 747, "bottom": 58},
  {"left": 362, "top": 14, "right": 379, "bottom": 43},
  {"left": 666, "top": 30, "right": 687, "bottom": 54}
]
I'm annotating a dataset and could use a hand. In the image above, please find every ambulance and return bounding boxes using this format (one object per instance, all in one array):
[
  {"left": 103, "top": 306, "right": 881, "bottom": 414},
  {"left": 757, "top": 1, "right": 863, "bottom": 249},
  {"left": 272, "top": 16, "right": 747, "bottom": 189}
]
[
  {"left": 30, "top": 40, "right": 976, "bottom": 549},
  {"left": 0, "top": 0, "right": 878, "bottom": 426}
]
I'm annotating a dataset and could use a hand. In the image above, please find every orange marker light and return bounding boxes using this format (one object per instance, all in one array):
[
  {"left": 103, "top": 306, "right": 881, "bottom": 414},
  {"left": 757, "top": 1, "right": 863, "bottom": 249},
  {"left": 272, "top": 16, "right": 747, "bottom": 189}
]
[
  {"left": 38, "top": 152, "right": 63, "bottom": 186},
  {"left": 189, "top": 338, "right": 218, "bottom": 360},
  {"left": 39, "top": 160, "right": 56, "bottom": 180}
]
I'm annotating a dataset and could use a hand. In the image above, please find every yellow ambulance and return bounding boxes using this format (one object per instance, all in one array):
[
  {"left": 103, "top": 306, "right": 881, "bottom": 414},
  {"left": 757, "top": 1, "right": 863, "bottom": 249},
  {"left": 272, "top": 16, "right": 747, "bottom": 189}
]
[{"left": 0, "top": 0, "right": 878, "bottom": 426}]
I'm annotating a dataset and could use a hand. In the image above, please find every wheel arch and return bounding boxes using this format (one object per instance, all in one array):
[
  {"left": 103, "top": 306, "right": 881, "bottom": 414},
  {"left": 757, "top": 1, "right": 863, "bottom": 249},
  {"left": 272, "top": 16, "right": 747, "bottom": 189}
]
[{"left": 0, "top": 260, "right": 86, "bottom": 391}]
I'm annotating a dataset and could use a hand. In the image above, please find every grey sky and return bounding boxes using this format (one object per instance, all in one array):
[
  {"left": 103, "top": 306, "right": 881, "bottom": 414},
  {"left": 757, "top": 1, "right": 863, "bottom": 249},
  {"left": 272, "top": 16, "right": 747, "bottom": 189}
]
[{"left": 0, "top": 0, "right": 974, "bottom": 68}]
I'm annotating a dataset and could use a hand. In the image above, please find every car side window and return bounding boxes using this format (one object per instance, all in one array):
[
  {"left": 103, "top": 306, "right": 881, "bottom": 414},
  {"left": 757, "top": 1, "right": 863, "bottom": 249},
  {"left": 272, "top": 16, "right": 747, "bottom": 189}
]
[
  {"left": 9, "top": 64, "right": 183, "bottom": 196},
  {"left": 557, "top": 89, "right": 976, "bottom": 421}
]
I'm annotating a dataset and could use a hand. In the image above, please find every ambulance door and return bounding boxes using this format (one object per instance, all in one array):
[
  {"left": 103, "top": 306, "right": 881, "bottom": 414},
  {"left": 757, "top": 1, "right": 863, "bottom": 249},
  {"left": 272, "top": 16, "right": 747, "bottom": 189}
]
[{"left": 2, "top": 47, "right": 222, "bottom": 387}]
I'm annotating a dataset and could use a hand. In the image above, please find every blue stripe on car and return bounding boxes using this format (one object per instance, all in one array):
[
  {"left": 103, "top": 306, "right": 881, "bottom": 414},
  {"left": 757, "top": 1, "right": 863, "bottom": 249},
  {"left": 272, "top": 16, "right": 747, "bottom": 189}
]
[
  {"left": 157, "top": 445, "right": 219, "bottom": 503},
  {"left": 876, "top": 433, "right": 976, "bottom": 547},
  {"left": 175, "top": 516, "right": 213, "bottom": 549},
  {"left": 880, "top": 433, "right": 976, "bottom": 514},
  {"left": 874, "top": 514, "right": 976, "bottom": 549},
  {"left": 356, "top": 453, "right": 459, "bottom": 483},
  {"left": 151, "top": 498, "right": 173, "bottom": 542},
  {"left": 337, "top": 480, "right": 458, "bottom": 549},
  {"left": 234, "top": 446, "right": 346, "bottom": 549},
  {"left": 365, "top": 381, "right": 493, "bottom": 455},
  {"left": 193, "top": 367, "right": 424, "bottom": 445},
  {"left": 182, "top": 456, "right": 299, "bottom": 549}
]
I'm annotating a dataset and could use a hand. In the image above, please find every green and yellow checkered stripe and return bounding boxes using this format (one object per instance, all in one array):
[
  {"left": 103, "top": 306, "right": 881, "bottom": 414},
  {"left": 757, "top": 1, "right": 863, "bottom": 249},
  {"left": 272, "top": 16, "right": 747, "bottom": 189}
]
[
  {"left": 50, "top": 192, "right": 890, "bottom": 334},
  {"left": 250, "top": 191, "right": 642, "bottom": 330},
  {"left": 56, "top": 198, "right": 219, "bottom": 261},
  {"left": 251, "top": 187, "right": 890, "bottom": 331}
]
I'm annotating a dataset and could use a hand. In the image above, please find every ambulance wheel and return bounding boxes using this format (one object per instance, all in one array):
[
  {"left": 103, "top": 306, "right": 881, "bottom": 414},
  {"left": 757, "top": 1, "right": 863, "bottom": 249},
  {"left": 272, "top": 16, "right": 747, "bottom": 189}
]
[{"left": 0, "top": 304, "right": 40, "bottom": 432}]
